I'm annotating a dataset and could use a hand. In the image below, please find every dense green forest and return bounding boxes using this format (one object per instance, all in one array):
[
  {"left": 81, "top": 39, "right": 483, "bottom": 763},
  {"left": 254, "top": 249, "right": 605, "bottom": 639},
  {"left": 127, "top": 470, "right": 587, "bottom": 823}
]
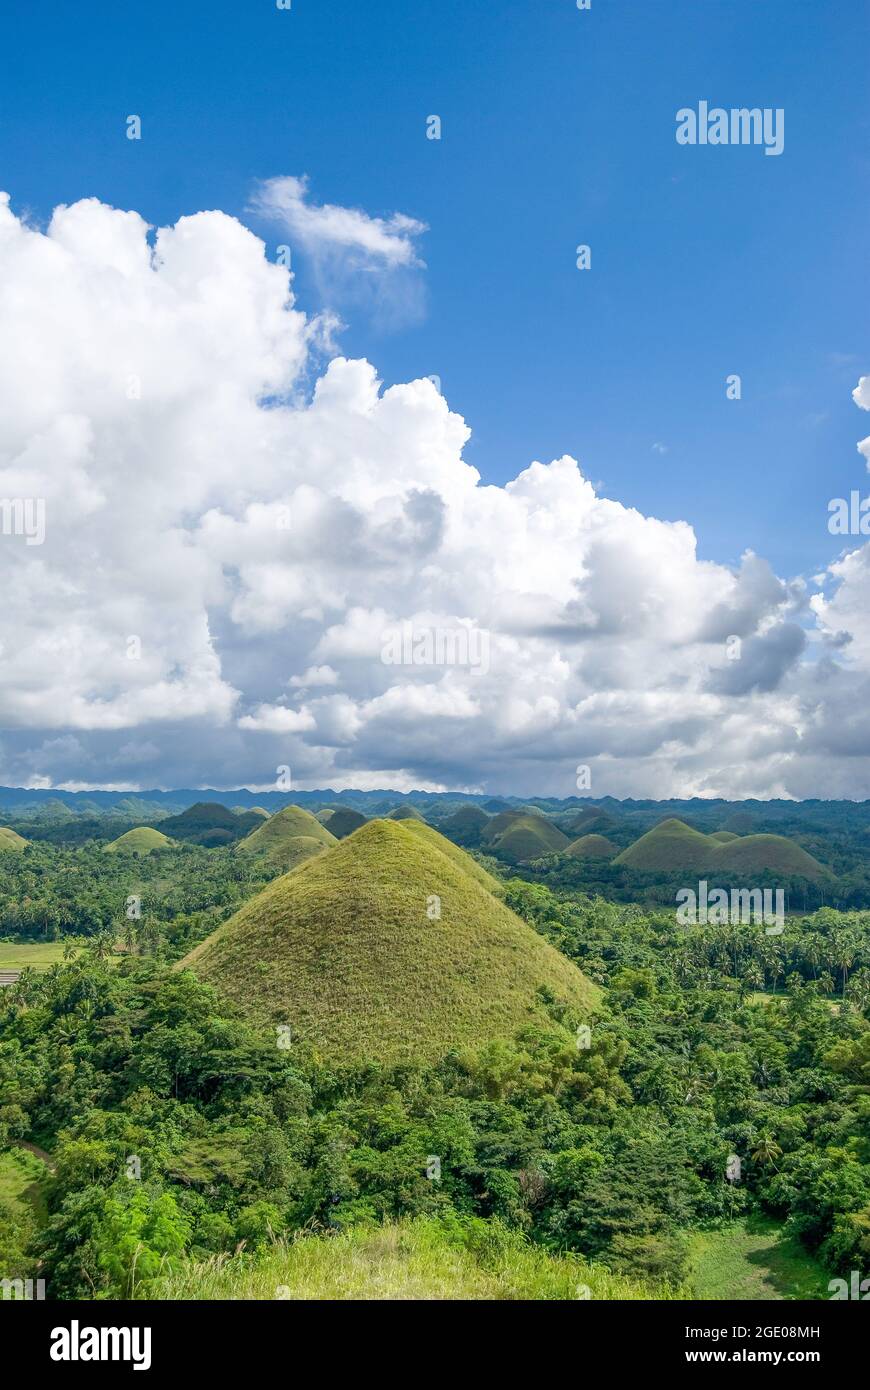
[{"left": 1, "top": 818, "right": 869, "bottom": 1300}]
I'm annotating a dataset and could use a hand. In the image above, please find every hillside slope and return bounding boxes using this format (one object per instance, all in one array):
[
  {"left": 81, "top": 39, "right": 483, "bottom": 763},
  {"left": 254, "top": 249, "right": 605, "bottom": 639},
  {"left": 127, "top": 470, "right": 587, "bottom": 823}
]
[{"left": 180, "top": 820, "right": 597, "bottom": 1062}]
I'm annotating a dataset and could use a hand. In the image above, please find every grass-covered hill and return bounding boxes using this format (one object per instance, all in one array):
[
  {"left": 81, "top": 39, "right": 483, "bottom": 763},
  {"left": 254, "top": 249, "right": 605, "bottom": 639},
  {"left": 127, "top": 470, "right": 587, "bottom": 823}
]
[
  {"left": 564, "top": 807, "right": 616, "bottom": 836},
  {"left": 104, "top": 827, "right": 173, "bottom": 856},
  {"left": 437, "top": 804, "right": 489, "bottom": 847},
  {"left": 565, "top": 833, "right": 618, "bottom": 859},
  {"left": 486, "top": 814, "right": 571, "bottom": 864},
  {"left": 615, "top": 819, "right": 827, "bottom": 880},
  {"left": 237, "top": 805, "right": 337, "bottom": 870},
  {"left": 0, "top": 827, "right": 27, "bottom": 854},
  {"left": 386, "top": 804, "right": 426, "bottom": 822},
  {"left": 320, "top": 807, "right": 367, "bottom": 838},
  {"left": 180, "top": 819, "right": 598, "bottom": 1062},
  {"left": 149, "top": 1217, "right": 663, "bottom": 1302},
  {"left": 160, "top": 801, "right": 257, "bottom": 845}
]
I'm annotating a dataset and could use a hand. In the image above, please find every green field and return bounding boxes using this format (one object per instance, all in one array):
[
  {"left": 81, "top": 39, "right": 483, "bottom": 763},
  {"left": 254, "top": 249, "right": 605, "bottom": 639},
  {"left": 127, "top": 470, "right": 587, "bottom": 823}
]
[
  {"left": 687, "top": 1216, "right": 830, "bottom": 1300},
  {"left": 0, "top": 940, "right": 79, "bottom": 970}
]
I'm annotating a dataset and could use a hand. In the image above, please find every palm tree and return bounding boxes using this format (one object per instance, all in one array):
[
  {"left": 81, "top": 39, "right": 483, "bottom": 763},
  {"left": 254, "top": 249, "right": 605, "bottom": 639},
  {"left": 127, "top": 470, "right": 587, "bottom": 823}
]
[{"left": 751, "top": 1133, "right": 782, "bottom": 1170}]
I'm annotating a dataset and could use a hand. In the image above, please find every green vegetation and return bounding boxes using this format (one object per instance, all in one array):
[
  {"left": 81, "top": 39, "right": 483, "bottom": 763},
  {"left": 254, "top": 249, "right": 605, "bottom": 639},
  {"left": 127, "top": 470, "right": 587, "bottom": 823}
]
[
  {"left": 0, "top": 827, "right": 27, "bottom": 854},
  {"left": 181, "top": 820, "right": 597, "bottom": 1061},
  {"left": 104, "top": 827, "right": 174, "bottom": 856},
  {"left": 2, "top": 793, "right": 870, "bottom": 1302},
  {"left": 0, "top": 1148, "right": 49, "bottom": 1279},
  {"left": 386, "top": 805, "right": 426, "bottom": 822},
  {"left": 150, "top": 1215, "right": 668, "bottom": 1301}
]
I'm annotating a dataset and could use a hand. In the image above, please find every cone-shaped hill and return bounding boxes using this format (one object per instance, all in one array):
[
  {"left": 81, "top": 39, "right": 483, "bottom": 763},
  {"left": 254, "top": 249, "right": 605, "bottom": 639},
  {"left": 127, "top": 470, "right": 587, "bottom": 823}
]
[
  {"left": 237, "top": 805, "right": 337, "bottom": 870},
  {"left": 0, "top": 826, "right": 27, "bottom": 854},
  {"left": 104, "top": 827, "right": 173, "bottom": 856},
  {"left": 565, "top": 833, "right": 618, "bottom": 859},
  {"left": 180, "top": 820, "right": 598, "bottom": 1063},
  {"left": 321, "top": 807, "right": 368, "bottom": 839},
  {"left": 484, "top": 814, "right": 570, "bottom": 864},
  {"left": 386, "top": 804, "right": 426, "bottom": 822},
  {"left": 438, "top": 804, "right": 489, "bottom": 847},
  {"left": 615, "top": 819, "right": 826, "bottom": 880}
]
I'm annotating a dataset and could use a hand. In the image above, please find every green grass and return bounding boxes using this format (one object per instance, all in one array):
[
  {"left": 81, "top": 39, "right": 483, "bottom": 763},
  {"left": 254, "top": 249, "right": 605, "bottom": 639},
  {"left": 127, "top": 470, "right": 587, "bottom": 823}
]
[
  {"left": 180, "top": 820, "right": 598, "bottom": 1063},
  {"left": 147, "top": 1216, "right": 670, "bottom": 1301},
  {"left": 321, "top": 807, "right": 367, "bottom": 838},
  {"left": 687, "top": 1216, "right": 831, "bottom": 1300},
  {"left": 0, "top": 940, "right": 80, "bottom": 970},
  {"left": 0, "top": 1147, "right": 50, "bottom": 1279},
  {"left": 615, "top": 818, "right": 826, "bottom": 879},
  {"left": 0, "top": 826, "right": 27, "bottom": 853},
  {"left": 104, "top": 826, "right": 174, "bottom": 855}
]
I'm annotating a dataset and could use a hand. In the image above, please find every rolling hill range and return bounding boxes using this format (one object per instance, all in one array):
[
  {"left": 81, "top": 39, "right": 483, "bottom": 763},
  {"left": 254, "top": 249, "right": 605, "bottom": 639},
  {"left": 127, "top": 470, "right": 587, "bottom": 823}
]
[
  {"left": 237, "top": 805, "right": 337, "bottom": 870},
  {"left": 104, "top": 827, "right": 173, "bottom": 855},
  {"left": 180, "top": 819, "right": 598, "bottom": 1062},
  {"left": 614, "top": 819, "right": 827, "bottom": 880}
]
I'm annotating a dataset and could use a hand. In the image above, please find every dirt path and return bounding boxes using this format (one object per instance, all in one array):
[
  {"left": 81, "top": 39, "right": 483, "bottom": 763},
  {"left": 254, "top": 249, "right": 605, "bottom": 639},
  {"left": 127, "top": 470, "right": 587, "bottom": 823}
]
[{"left": 13, "top": 1139, "right": 55, "bottom": 1172}]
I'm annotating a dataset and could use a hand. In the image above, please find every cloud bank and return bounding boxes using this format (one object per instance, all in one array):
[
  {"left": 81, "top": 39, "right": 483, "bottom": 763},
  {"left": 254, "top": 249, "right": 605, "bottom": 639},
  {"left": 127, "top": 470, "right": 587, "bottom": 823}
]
[{"left": 0, "top": 190, "right": 868, "bottom": 798}]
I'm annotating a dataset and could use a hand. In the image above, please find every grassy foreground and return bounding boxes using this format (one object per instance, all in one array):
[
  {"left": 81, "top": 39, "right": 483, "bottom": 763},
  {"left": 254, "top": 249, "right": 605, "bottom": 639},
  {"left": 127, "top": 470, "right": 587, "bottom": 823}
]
[
  {"left": 687, "top": 1216, "right": 830, "bottom": 1300},
  {"left": 148, "top": 1217, "right": 676, "bottom": 1301}
]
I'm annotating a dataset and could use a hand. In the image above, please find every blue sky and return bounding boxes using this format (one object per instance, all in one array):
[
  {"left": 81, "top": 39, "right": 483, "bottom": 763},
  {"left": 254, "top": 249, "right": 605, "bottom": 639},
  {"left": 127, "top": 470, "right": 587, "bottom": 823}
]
[{"left": 1, "top": 0, "right": 867, "bottom": 580}]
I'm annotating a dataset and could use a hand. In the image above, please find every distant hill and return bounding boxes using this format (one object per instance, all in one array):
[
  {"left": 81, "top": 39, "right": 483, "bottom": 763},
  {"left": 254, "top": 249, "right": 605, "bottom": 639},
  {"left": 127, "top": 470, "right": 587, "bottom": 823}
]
[
  {"left": 237, "top": 805, "right": 337, "bottom": 870},
  {"left": 232, "top": 806, "right": 270, "bottom": 820},
  {"left": 615, "top": 819, "right": 827, "bottom": 880},
  {"left": 322, "top": 807, "right": 368, "bottom": 839},
  {"left": 0, "top": 827, "right": 27, "bottom": 854},
  {"left": 564, "top": 807, "right": 616, "bottom": 835},
  {"left": 565, "top": 833, "right": 618, "bottom": 859},
  {"left": 439, "top": 804, "right": 490, "bottom": 847},
  {"left": 709, "top": 830, "right": 739, "bottom": 843},
  {"left": 483, "top": 813, "right": 570, "bottom": 864},
  {"left": 160, "top": 802, "right": 251, "bottom": 846},
  {"left": 180, "top": 820, "right": 598, "bottom": 1063},
  {"left": 386, "top": 805, "right": 426, "bottom": 822},
  {"left": 104, "top": 827, "right": 173, "bottom": 856}
]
